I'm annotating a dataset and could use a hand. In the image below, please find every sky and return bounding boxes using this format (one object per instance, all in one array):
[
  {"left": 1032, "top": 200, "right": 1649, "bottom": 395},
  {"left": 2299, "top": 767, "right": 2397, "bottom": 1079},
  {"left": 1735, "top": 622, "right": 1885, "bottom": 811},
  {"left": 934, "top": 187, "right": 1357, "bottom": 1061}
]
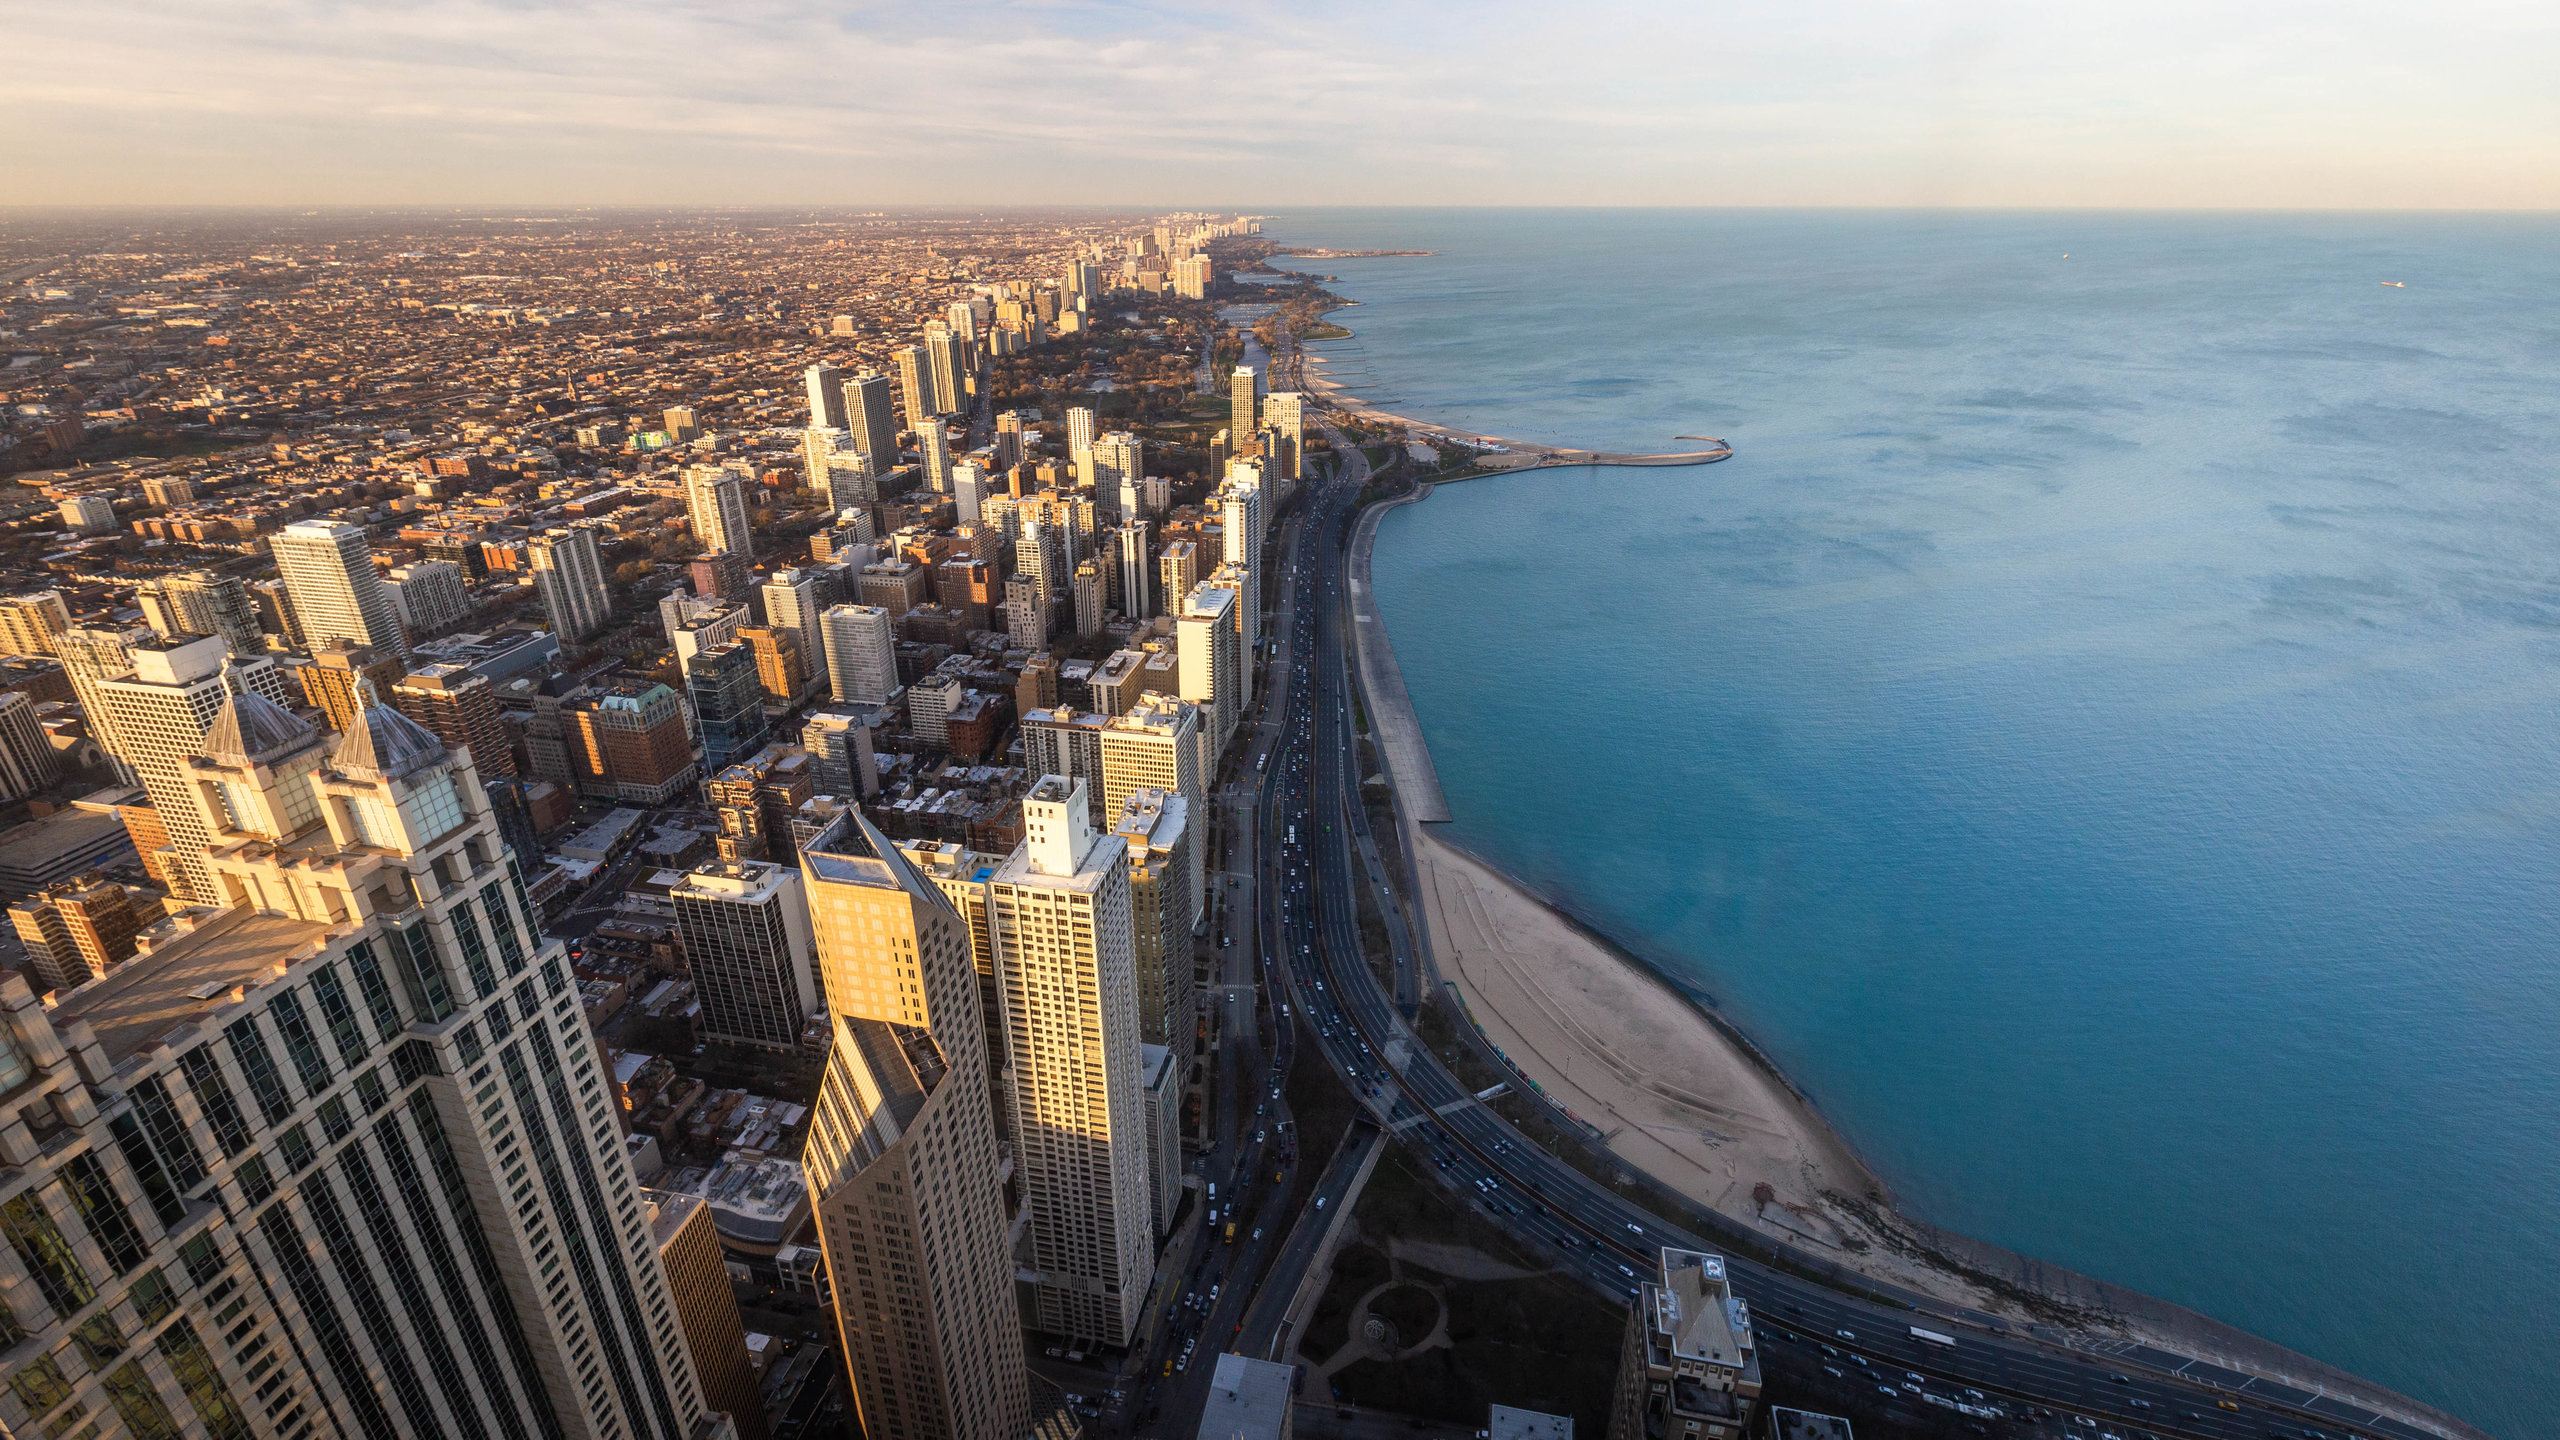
[{"left": 3, "top": 0, "right": 2555, "bottom": 209}]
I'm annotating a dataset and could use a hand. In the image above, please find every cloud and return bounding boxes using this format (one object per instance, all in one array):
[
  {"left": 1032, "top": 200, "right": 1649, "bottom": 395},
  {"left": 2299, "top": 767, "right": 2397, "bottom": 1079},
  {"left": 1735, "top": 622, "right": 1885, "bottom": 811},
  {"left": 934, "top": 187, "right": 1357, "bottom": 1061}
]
[{"left": 0, "top": 0, "right": 2554, "bottom": 206}]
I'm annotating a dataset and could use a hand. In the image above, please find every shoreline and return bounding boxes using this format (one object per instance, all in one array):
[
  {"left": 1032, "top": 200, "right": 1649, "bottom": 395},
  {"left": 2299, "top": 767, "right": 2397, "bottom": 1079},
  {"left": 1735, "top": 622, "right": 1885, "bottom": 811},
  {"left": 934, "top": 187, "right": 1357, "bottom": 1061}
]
[
  {"left": 1340, "top": 469, "right": 2492, "bottom": 1440},
  {"left": 1293, "top": 319, "right": 1730, "bottom": 470}
]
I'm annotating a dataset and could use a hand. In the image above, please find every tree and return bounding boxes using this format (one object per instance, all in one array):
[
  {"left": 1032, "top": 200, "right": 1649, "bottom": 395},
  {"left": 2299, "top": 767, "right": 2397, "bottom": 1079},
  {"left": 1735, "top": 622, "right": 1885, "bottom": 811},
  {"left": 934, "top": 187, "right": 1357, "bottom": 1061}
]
[{"left": 613, "top": 559, "right": 653, "bottom": 584}]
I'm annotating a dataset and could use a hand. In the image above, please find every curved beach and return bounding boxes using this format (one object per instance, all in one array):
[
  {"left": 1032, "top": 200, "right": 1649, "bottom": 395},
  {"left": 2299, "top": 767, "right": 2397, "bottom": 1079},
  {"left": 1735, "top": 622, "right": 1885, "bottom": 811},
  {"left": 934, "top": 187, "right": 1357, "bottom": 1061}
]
[{"left": 1342, "top": 473, "right": 2493, "bottom": 1440}]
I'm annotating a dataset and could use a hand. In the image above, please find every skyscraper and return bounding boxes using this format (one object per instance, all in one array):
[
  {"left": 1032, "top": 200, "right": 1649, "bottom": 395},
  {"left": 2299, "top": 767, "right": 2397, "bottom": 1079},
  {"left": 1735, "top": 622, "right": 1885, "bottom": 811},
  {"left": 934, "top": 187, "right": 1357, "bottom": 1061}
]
[
  {"left": 1263, "top": 391, "right": 1306, "bottom": 480},
  {"left": 893, "top": 343, "right": 936, "bottom": 430},
  {"left": 95, "top": 635, "right": 291, "bottom": 904},
  {"left": 799, "top": 811, "right": 1032, "bottom": 1440},
  {"left": 391, "top": 662, "right": 517, "bottom": 780},
  {"left": 1229, "top": 364, "right": 1259, "bottom": 447},
  {"left": 0, "top": 688, "right": 57, "bottom": 800},
  {"left": 1115, "top": 785, "right": 1197, "bottom": 1068},
  {"left": 687, "top": 641, "right": 772, "bottom": 775},
  {"left": 134, "top": 571, "right": 262, "bottom": 657},
  {"left": 384, "top": 560, "right": 472, "bottom": 639},
  {"left": 840, "top": 371, "right": 899, "bottom": 475},
  {"left": 759, "top": 569, "right": 830, "bottom": 706},
  {"left": 0, "top": 679, "right": 727, "bottom": 1440},
  {"left": 298, "top": 639, "right": 407, "bottom": 733},
  {"left": 1015, "top": 521, "right": 1064, "bottom": 608},
  {"left": 1158, "top": 539, "right": 1198, "bottom": 613},
  {"left": 271, "top": 519, "right": 409, "bottom": 658},
  {"left": 1222, "top": 464, "right": 1266, "bottom": 646},
  {"left": 951, "top": 459, "right": 990, "bottom": 523},
  {"left": 924, "top": 322, "right": 968, "bottom": 417},
  {"left": 0, "top": 589, "right": 70, "bottom": 657},
  {"left": 1004, "top": 576, "right": 1047, "bottom": 651},
  {"left": 944, "top": 299, "right": 979, "bottom": 346},
  {"left": 648, "top": 1191, "right": 771, "bottom": 1440},
  {"left": 737, "top": 627, "right": 809, "bottom": 710},
  {"left": 800, "top": 706, "right": 879, "bottom": 800},
  {"left": 529, "top": 522, "right": 613, "bottom": 641},
  {"left": 917, "top": 421, "right": 951, "bottom": 494},
  {"left": 1117, "top": 522, "right": 1155, "bottom": 621},
  {"left": 1091, "top": 431, "right": 1143, "bottom": 512},
  {"left": 1100, "top": 695, "right": 1208, "bottom": 903},
  {"left": 1609, "top": 1248, "right": 1764, "bottom": 1440},
  {"left": 1179, "top": 583, "right": 1240, "bottom": 752},
  {"left": 1066, "top": 406, "right": 1097, "bottom": 475},
  {"left": 560, "top": 681, "right": 697, "bottom": 804},
  {"left": 51, "top": 624, "right": 152, "bottom": 782},
  {"left": 990, "top": 775, "right": 1155, "bottom": 1345},
  {"left": 6, "top": 873, "right": 140, "bottom": 993},
  {"left": 1114, "top": 787, "right": 1195, "bottom": 1235},
  {"left": 672, "top": 859, "right": 819, "bottom": 1051},
  {"left": 1073, "top": 559, "right": 1106, "bottom": 638},
  {"left": 803, "top": 361, "right": 849, "bottom": 429},
  {"left": 820, "top": 604, "right": 898, "bottom": 706},
  {"left": 684, "top": 467, "right": 756, "bottom": 558}
]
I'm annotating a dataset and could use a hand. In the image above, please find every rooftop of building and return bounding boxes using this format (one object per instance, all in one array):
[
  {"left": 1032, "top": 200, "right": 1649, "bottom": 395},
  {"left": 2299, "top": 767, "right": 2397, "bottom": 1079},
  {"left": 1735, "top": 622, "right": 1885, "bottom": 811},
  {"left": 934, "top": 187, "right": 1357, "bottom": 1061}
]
[
  {"left": 1768, "top": 1409, "right": 1854, "bottom": 1440},
  {"left": 671, "top": 859, "right": 796, "bottom": 901},
  {"left": 641, "top": 1187, "right": 710, "bottom": 1250},
  {"left": 1195, "top": 1353, "right": 1293, "bottom": 1440},
  {"left": 1651, "top": 1247, "right": 1754, "bottom": 1373},
  {"left": 1487, "top": 1406, "right": 1573, "bottom": 1440},
  {"left": 52, "top": 904, "right": 337, "bottom": 1061}
]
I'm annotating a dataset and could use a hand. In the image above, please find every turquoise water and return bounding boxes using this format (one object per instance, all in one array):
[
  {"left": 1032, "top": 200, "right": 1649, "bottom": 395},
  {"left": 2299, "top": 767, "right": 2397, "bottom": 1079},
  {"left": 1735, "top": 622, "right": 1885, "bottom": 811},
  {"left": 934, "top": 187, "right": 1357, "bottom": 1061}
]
[{"left": 1278, "top": 210, "right": 2560, "bottom": 1437}]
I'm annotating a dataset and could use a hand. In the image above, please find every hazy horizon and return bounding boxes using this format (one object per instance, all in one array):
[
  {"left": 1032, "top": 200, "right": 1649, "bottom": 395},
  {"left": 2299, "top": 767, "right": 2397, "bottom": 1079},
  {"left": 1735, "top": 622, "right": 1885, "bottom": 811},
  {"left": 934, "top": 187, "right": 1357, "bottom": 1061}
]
[{"left": 4, "top": 0, "right": 2555, "bottom": 211}]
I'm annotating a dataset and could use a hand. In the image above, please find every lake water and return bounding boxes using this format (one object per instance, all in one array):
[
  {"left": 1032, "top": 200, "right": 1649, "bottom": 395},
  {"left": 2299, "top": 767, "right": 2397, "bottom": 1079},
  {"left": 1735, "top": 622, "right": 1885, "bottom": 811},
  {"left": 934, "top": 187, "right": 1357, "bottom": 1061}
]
[{"left": 1273, "top": 208, "right": 2560, "bottom": 1438}]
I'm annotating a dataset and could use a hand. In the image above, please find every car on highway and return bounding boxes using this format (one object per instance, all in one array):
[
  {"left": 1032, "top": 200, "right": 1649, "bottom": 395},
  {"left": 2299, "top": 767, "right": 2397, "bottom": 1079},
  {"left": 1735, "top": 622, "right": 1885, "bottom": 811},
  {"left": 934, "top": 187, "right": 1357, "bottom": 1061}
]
[{"left": 1837, "top": 1329, "right": 1855, "bottom": 1341}]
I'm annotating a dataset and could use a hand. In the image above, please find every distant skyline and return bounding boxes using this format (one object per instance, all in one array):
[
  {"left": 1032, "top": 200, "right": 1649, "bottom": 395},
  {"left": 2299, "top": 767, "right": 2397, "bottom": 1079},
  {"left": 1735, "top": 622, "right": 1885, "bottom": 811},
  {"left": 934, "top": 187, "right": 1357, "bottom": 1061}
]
[{"left": 4, "top": 0, "right": 2556, "bottom": 210}]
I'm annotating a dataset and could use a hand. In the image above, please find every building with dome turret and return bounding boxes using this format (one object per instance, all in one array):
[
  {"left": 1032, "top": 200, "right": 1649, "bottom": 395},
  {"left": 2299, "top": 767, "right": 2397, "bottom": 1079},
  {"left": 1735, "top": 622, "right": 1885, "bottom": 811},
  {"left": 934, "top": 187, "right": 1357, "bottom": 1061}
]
[{"left": 0, "top": 663, "right": 741, "bottom": 1440}]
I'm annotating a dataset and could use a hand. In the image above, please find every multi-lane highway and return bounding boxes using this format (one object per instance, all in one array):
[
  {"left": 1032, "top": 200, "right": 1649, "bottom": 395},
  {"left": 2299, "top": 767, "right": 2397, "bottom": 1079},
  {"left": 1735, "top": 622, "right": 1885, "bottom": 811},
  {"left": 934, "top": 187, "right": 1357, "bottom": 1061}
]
[{"left": 1237, "top": 431, "right": 2460, "bottom": 1440}]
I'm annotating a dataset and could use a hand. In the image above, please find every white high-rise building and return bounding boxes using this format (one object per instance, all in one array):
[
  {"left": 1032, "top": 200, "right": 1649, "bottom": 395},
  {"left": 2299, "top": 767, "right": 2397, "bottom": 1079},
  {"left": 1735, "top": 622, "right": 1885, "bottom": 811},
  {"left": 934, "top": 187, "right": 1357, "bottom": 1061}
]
[
  {"left": 990, "top": 775, "right": 1155, "bottom": 1344},
  {"left": 1066, "top": 406, "right": 1096, "bottom": 476},
  {"left": 1221, "top": 464, "right": 1265, "bottom": 651},
  {"left": 530, "top": 522, "right": 613, "bottom": 642},
  {"left": 1091, "top": 431, "right": 1143, "bottom": 512},
  {"left": 1117, "top": 522, "right": 1155, "bottom": 621},
  {"left": 1100, "top": 694, "right": 1207, "bottom": 903},
  {"left": 684, "top": 466, "right": 756, "bottom": 557},
  {"left": 385, "top": 559, "right": 472, "bottom": 639},
  {"left": 96, "top": 635, "right": 292, "bottom": 904},
  {"left": 1003, "top": 576, "right": 1047, "bottom": 652},
  {"left": 1015, "top": 521, "right": 1064, "bottom": 608},
  {"left": 0, "top": 678, "right": 728, "bottom": 1440},
  {"left": 804, "top": 361, "right": 849, "bottom": 429},
  {"left": 673, "top": 860, "right": 819, "bottom": 1051},
  {"left": 271, "top": 519, "right": 408, "bottom": 658},
  {"left": 1264, "top": 391, "right": 1306, "bottom": 480},
  {"left": 917, "top": 422, "right": 952, "bottom": 494},
  {"left": 1179, "top": 583, "right": 1240, "bottom": 753},
  {"left": 820, "top": 603, "right": 898, "bottom": 706},
  {"left": 798, "top": 811, "right": 1032, "bottom": 1440},
  {"left": 951, "top": 460, "right": 991, "bottom": 523}
]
